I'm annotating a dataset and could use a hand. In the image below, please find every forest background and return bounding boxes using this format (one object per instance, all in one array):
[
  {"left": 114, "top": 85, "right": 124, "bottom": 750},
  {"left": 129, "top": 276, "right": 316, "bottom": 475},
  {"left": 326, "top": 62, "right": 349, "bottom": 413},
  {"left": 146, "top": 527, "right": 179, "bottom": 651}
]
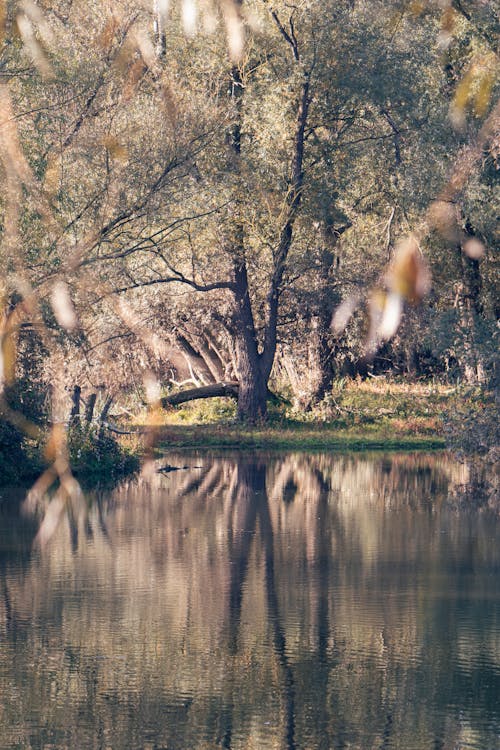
[{"left": 0, "top": 0, "right": 498, "bottom": 483}]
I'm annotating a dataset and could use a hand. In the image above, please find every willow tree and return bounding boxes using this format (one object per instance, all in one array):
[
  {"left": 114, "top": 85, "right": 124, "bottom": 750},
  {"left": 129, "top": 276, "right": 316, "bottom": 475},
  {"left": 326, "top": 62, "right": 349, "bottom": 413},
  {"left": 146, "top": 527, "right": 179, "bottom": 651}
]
[{"left": 86, "top": 0, "right": 321, "bottom": 421}]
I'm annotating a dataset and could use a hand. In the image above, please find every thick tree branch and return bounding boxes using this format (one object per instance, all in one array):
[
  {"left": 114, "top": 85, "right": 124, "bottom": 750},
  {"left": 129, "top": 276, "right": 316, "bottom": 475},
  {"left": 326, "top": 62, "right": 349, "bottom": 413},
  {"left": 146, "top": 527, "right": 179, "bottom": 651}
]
[
  {"left": 161, "top": 382, "right": 239, "bottom": 406},
  {"left": 261, "top": 70, "right": 311, "bottom": 378},
  {"left": 113, "top": 275, "right": 235, "bottom": 295}
]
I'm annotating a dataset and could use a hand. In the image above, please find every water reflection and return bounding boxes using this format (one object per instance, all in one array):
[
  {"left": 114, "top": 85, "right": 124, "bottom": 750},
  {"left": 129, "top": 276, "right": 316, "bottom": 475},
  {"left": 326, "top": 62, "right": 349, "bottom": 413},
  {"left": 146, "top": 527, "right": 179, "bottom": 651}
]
[{"left": 0, "top": 452, "right": 499, "bottom": 750}]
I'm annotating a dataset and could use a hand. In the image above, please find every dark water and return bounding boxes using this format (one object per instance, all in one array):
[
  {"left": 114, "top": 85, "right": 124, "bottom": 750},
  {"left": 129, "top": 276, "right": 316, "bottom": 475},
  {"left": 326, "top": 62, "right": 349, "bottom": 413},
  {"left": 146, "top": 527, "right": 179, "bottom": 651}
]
[{"left": 0, "top": 452, "right": 499, "bottom": 750}]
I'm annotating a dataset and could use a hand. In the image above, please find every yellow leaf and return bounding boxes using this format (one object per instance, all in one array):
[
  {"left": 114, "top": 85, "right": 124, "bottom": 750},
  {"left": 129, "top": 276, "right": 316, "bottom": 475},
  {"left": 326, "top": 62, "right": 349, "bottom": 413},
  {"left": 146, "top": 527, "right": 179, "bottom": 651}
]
[
  {"left": 474, "top": 71, "right": 494, "bottom": 117},
  {"left": 389, "top": 238, "right": 430, "bottom": 303},
  {"left": 453, "top": 67, "right": 475, "bottom": 114}
]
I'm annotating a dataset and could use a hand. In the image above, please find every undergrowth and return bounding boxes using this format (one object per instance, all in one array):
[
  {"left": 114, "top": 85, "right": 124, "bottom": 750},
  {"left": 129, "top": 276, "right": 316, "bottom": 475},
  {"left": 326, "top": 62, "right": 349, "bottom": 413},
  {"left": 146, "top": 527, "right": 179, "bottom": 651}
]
[{"left": 67, "top": 424, "right": 140, "bottom": 478}]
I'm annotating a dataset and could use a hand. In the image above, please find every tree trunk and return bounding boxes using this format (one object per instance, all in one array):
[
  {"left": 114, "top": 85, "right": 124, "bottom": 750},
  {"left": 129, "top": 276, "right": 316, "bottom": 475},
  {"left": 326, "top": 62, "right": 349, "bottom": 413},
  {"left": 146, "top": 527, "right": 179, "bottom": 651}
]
[
  {"left": 98, "top": 395, "right": 113, "bottom": 439},
  {"left": 223, "top": 14, "right": 312, "bottom": 423},
  {"left": 232, "top": 260, "right": 269, "bottom": 422},
  {"left": 456, "top": 238, "right": 487, "bottom": 385},
  {"left": 69, "top": 385, "right": 81, "bottom": 426},
  {"left": 84, "top": 393, "right": 97, "bottom": 424},
  {"left": 236, "top": 365, "right": 268, "bottom": 422},
  {"left": 306, "top": 220, "right": 350, "bottom": 404}
]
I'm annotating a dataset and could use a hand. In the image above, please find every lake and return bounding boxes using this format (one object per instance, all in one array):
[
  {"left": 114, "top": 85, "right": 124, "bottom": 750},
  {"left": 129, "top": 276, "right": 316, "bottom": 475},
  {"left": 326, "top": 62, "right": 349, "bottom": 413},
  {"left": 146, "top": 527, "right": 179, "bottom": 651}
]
[{"left": 0, "top": 451, "right": 499, "bottom": 750}]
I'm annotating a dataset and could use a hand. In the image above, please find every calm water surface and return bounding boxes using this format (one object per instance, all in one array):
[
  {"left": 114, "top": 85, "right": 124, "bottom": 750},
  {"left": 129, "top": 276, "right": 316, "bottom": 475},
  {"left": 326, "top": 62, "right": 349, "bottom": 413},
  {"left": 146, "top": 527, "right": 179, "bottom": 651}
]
[{"left": 0, "top": 452, "right": 499, "bottom": 750}]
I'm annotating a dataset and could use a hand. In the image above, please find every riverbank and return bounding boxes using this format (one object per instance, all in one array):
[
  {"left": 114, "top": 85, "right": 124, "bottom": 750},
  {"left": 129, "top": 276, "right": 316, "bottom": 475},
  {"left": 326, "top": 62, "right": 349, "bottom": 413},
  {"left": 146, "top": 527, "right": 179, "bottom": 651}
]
[
  {"left": 151, "top": 379, "right": 464, "bottom": 451},
  {"left": 2, "top": 380, "right": 497, "bottom": 485},
  {"left": 154, "top": 423, "right": 444, "bottom": 452}
]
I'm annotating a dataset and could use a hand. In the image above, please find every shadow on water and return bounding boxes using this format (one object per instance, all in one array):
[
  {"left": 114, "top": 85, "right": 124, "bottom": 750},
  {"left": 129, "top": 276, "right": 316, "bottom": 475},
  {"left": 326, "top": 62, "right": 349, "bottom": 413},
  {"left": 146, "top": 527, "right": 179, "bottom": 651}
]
[{"left": 0, "top": 451, "right": 499, "bottom": 750}]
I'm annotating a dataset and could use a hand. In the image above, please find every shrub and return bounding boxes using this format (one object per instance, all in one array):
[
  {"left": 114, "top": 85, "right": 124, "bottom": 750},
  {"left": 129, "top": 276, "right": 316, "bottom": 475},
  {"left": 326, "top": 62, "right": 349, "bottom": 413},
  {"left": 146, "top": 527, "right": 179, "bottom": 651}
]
[
  {"left": 443, "top": 389, "right": 499, "bottom": 454},
  {"left": 67, "top": 423, "right": 139, "bottom": 478},
  {"left": 0, "top": 419, "right": 30, "bottom": 484}
]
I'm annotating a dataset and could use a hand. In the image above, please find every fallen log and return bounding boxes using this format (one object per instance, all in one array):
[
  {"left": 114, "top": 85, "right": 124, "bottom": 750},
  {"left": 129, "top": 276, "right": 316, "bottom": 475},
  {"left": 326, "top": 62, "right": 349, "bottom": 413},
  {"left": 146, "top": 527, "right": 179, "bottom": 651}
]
[
  {"left": 161, "top": 382, "right": 240, "bottom": 407},
  {"left": 160, "top": 382, "right": 289, "bottom": 408}
]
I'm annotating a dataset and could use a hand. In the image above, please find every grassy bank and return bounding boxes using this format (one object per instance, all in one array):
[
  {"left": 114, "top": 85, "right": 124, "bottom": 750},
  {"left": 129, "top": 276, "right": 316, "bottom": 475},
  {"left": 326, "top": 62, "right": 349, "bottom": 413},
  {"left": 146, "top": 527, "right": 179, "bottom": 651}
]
[
  {"left": 146, "top": 379, "right": 478, "bottom": 452},
  {"left": 154, "top": 423, "right": 444, "bottom": 452}
]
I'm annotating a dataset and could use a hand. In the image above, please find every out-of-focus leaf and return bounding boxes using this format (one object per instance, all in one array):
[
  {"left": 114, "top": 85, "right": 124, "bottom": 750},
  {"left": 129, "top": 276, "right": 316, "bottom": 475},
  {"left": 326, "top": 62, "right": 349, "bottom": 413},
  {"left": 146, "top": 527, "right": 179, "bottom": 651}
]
[
  {"left": 135, "top": 29, "right": 156, "bottom": 69},
  {"left": 161, "top": 78, "right": 178, "bottom": 125},
  {"left": 222, "top": 0, "right": 244, "bottom": 62},
  {"left": 388, "top": 237, "right": 431, "bottom": 303},
  {"left": 463, "top": 238, "right": 485, "bottom": 259},
  {"left": 20, "top": 0, "right": 54, "bottom": 46},
  {"left": 122, "top": 58, "right": 148, "bottom": 101},
  {"left": 378, "top": 291, "right": 403, "bottom": 341},
  {"left": 201, "top": 0, "right": 218, "bottom": 34},
  {"left": 44, "top": 423, "right": 65, "bottom": 462},
  {"left": 331, "top": 295, "right": 360, "bottom": 334},
  {"left": 16, "top": 12, "right": 54, "bottom": 79},
  {"left": 143, "top": 370, "right": 161, "bottom": 405},
  {"left": 428, "top": 200, "right": 460, "bottom": 243},
  {"left": 98, "top": 16, "right": 118, "bottom": 50},
  {"left": 409, "top": 1, "right": 426, "bottom": 18},
  {"left": 474, "top": 70, "right": 495, "bottom": 117},
  {"left": 182, "top": 0, "right": 198, "bottom": 36},
  {"left": 51, "top": 281, "right": 78, "bottom": 331},
  {"left": 437, "top": 5, "right": 456, "bottom": 50},
  {"left": 0, "top": 2, "right": 5, "bottom": 45},
  {"left": 452, "top": 66, "right": 475, "bottom": 112},
  {"left": 43, "top": 156, "right": 60, "bottom": 195},
  {"left": 366, "top": 289, "right": 386, "bottom": 354},
  {"left": 1, "top": 332, "right": 16, "bottom": 385},
  {"left": 156, "top": 0, "right": 170, "bottom": 23},
  {"left": 113, "top": 37, "right": 135, "bottom": 74},
  {"left": 34, "top": 491, "right": 65, "bottom": 548}
]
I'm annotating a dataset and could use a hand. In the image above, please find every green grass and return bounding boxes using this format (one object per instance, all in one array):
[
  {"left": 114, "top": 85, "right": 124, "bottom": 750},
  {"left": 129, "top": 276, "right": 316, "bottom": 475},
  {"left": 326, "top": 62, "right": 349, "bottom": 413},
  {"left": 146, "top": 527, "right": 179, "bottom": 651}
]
[
  {"left": 145, "top": 379, "right": 470, "bottom": 451},
  {"left": 154, "top": 422, "right": 444, "bottom": 452}
]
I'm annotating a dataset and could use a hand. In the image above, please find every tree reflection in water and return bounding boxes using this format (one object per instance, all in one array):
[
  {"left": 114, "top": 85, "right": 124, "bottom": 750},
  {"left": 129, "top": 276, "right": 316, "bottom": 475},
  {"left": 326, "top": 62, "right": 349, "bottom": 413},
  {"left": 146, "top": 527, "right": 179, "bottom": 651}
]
[{"left": 0, "top": 452, "right": 499, "bottom": 750}]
